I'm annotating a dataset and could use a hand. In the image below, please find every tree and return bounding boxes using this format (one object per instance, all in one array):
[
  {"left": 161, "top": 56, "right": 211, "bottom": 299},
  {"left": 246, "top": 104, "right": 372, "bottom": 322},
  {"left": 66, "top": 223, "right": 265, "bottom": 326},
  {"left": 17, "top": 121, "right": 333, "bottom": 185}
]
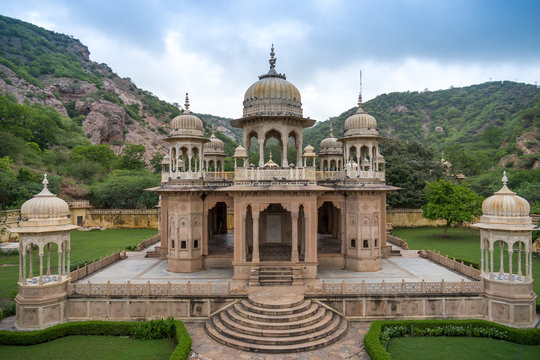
[
  {"left": 422, "top": 180, "right": 483, "bottom": 236},
  {"left": 70, "top": 144, "right": 116, "bottom": 169},
  {"left": 118, "top": 144, "right": 146, "bottom": 170}
]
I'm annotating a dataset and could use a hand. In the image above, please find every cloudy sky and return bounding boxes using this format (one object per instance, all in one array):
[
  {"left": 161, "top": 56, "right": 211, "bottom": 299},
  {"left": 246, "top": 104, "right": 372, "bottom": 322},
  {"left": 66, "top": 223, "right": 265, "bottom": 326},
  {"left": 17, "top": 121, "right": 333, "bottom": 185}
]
[{"left": 1, "top": 0, "right": 540, "bottom": 120}]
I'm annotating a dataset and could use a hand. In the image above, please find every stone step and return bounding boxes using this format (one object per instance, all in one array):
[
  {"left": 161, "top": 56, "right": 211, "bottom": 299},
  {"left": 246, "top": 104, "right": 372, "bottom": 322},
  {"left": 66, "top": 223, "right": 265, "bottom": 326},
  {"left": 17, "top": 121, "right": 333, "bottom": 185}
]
[
  {"left": 232, "top": 302, "right": 319, "bottom": 323},
  {"left": 205, "top": 314, "right": 348, "bottom": 353},
  {"left": 260, "top": 280, "right": 292, "bottom": 286},
  {"left": 240, "top": 299, "right": 312, "bottom": 316},
  {"left": 258, "top": 273, "right": 293, "bottom": 278},
  {"left": 210, "top": 311, "right": 342, "bottom": 346},
  {"left": 248, "top": 293, "right": 305, "bottom": 309},
  {"left": 219, "top": 309, "right": 334, "bottom": 337},
  {"left": 225, "top": 306, "right": 327, "bottom": 330}
]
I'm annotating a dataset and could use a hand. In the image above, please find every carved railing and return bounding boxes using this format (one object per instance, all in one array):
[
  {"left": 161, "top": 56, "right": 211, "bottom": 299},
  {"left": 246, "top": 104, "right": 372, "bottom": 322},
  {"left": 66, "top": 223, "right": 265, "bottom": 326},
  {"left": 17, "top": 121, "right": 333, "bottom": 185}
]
[
  {"left": 423, "top": 250, "right": 481, "bottom": 280},
  {"left": 234, "top": 167, "right": 316, "bottom": 181},
  {"left": 316, "top": 279, "right": 483, "bottom": 296},
  {"left": 70, "top": 280, "right": 231, "bottom": 297},
  {"left": 88, "top": 209, "right": 158, "bottom": 215},
  {"left": 387, "top": 235, "right": 409, "bottom": 250},
  {"left": 203, "top": 172, "right": 235, "bottom": 181},
  {"left": 137, "top": 234, "right": 161, "bottom": 251},
  {"left": 70, "top": 251, "right": 125, "bottom": 282},
  {"left": 67, "top": 200, "right": 91, "bottom": 208},
  {"left": 315, "top": 170, "right": 385, "bottom": 181}
]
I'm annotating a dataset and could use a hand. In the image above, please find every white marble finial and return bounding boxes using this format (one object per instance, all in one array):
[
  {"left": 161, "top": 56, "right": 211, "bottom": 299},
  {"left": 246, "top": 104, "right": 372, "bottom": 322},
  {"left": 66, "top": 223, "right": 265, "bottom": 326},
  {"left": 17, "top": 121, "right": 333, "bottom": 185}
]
[
  {"left": 502, "top": 171, "right": 508, "bottom": 186},
  {"left": 42, "top": 173, "right": 49, "bottom": 187}
]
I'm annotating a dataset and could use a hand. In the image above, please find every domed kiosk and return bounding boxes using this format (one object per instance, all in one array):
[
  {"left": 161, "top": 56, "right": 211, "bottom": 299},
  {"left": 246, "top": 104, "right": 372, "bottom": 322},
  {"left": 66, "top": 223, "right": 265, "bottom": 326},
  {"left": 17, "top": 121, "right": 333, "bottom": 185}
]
[
  {"left": 9, "top": 174, "right": 78, "bottom": 330},
  {"left": 319, "top": 124, "right": 343, "bottom": 171},
  {"left": 231, "top": 45, "right": 315, "bottom": 168},
  {"left": 471, "top": 171, "right": 537, "bottom": 327},
  {"left": 203, "top": 129, "right": 226, "bottom": 172}
]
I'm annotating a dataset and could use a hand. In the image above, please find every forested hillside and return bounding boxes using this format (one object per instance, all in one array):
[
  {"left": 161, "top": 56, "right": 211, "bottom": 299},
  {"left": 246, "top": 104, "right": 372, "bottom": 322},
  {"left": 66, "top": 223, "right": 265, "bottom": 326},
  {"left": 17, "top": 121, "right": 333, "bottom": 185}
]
[{"left": 0, "top": 15, "right": 538, "bottom": 212}]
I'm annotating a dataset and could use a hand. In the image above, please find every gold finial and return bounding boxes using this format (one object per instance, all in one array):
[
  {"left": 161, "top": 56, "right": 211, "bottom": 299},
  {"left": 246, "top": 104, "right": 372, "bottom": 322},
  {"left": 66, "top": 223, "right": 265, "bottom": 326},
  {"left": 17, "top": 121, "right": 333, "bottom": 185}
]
[
  {"left": 269, "top": 44, "right": 276, "bottom": 70},
  {"left": 184, "top": 92, "right": 190, "bottom": 112},
  {"left": 357, "top": 70, "right": 363, "bottom": 109},
  {"left": 42, "top": 173, "right": 49, "bottom": 188},
  {"left": 502, "top": 171, "right": 508, "bottom": 186}
]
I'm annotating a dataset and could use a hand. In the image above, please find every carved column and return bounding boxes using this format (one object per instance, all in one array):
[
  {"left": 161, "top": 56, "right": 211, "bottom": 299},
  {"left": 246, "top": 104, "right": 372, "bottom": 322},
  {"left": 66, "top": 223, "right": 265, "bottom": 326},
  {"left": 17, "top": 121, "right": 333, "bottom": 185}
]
[
  {"left": 291, "top": 208, "right": 299, "bottom": 263},
  {"left": 281, "top": 134, "right": 288, "bottom": 168},
  {"left": 258, "top": 139, "right": 265, "bottom": 168},
  {"left": 252, "top": 211, "right": 260, "bottom": 263}
]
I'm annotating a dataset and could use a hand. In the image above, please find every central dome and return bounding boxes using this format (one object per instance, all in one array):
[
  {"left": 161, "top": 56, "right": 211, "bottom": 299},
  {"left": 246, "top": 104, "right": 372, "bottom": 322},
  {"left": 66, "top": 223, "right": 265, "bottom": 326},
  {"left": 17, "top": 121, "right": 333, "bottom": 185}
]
[{"left": 243, "top": 45, "right": 302, "bottom": 117}]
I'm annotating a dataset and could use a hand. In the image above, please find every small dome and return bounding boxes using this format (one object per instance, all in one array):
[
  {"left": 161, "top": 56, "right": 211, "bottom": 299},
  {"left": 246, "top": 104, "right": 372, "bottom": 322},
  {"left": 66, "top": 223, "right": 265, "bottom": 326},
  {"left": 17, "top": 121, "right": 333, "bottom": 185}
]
[
  {"left": 170, "top": 93, "right": 204, "bottom": 137},
  {"left": 161, "top": 154, "right": 170, "bottom": 165},
  {"left": 203, "top": 132, "right": 225, "bottom": 154},
  {"left": 480, "top": 172, "right": 531, "bottom": 225},
  {"left": 243, "top": 45, "right": 302, "bottom": 117},
  {"left": 377, "top": 154, "right": 386, "bottom": 164},
  {"left": 320, "top": 125, "right": 343, "bottom": 154},
  {"left": 20, "top": 175, "right": 71, "bottom": 228},
  {"left": 264, "top": 152, "right": 279, "bottom": 168},
  {"left": 343, "top": 94, "right": 378, "bottom": 137},
  {"left": 233, "top": 145, "right": 247, "bottom": 158}
]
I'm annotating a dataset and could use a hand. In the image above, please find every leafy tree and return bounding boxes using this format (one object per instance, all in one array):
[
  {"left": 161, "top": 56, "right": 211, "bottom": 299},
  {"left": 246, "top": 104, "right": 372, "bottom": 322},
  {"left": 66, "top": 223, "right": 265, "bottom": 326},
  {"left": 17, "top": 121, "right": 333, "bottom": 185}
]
[
  {"left": 422, "top": 180, "right": 483, "bottom": 236},
  {"left": 89, "top": 169, "right": 159, "bottom": 208},
  {"left": 117, "top": 144, "right": 146, "bottom": 170},
  {"left": 382, "top": 139, "right": 446, "bottom": 208},
  {"left": 150, "top": 153, "right": 164, "bottom": 174},
  {"left": 70, "top": 144, "right": 116, "bottom": 169}
]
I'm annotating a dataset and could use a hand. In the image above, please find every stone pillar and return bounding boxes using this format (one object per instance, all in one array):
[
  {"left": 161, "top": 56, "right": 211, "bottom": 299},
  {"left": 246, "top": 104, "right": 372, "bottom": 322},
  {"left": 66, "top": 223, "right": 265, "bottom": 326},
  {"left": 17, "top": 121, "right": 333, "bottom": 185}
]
[
  {"left": 21, "top": 246, "right": 26, "bottom": 284},
  {"left": 281, "top": 134, "right": 288, "bottom": 168},
  {"left": 252, "top": 211, "right": 260, "bottom": 263},
  {"left": 39, "top": 252, "right": 43, "bottom": 285},
  {"left": 67, "top": 240, "right": 70, "bottom": 278},
  {"left": 508, "top": 247, "right": 513, "bottom": 282},
  {"left": 241, "top": 212, "right": 247, "bottom": 262},
  {"left": 291, "top": 210, "right": 299, "bottom": 263},
  {"left": 480, "top": 238, "right": 485, "bottom": 274},
  {"left": 57, "top": 251, "right": 62, "bottom": 277},
  {"left": 29, "top": 245, "right": 33, "bottom": 278},
  {"left": 233, "top": 200, "right": 244, "bottom": 263},
  {"left": 18, "top": 243, "right": 23, "bottom": 283},
  {"left": 188, "top": 153, "right": 192, "bottom": 173},
  {"left": 258, "top": 139, "right": 265, "bottom": 168},
  {"left": 47, "top": 243, "right": 51, "bottom": 276},
  {"left": 489, "top": 242, "right": 494, "bottom": 280}
]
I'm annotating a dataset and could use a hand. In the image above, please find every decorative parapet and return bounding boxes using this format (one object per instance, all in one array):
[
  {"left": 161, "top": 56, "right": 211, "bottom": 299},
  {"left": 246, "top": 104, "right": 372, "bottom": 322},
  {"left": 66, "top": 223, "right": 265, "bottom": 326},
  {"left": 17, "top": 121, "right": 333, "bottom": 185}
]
[
  {"left": 387, "top": 234, "right": 409, "bottom": 250},
  {"left": 315, "top": 278, "right": 483, "bottom": 296},
  {"left": 67, "top": 200, "right": 91, "bottom": 208},
  {"left": 203, "top": 172, "right": 235, "bottom": 181},
  {"left": 234, "top": 167, "right": 316, "bottom": 181},
  {"left": 137, "top": 234, "right": 160, "bottom": 251},
  {"left": 70, "top": 280, "right": 232, "bottom": 297},
  {"left": 422, "top": 250, "right": 481, "bottom": 280},
  {"left": 70, "top": 251, "right": 125, "bottom": 282},
  {"left": 88, "top": 209, "right": 158, "bottom": 215}
]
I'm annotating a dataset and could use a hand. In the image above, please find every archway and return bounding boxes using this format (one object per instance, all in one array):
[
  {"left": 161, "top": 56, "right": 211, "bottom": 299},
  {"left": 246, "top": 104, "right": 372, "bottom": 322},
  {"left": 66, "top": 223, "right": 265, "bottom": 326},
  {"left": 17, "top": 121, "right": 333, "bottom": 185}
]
[
  {"left": 257, "top": 203, "right": 292, "bottom": 261},
  {"left": 207, "top": 202, "right": 232, "bottom": 255},
  {"left": 317, "top": 201, "right": 341, "bottom": 254}
]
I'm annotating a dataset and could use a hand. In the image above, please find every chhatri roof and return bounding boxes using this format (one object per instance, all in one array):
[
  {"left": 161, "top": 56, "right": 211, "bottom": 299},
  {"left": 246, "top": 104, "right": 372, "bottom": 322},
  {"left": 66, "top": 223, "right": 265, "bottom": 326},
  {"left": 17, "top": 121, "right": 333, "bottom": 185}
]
[
  {"left": 11, "top": 174, "right": 78, "bottom": 233},
  {"left": 168, "top": 93, "right": 205, "bottom": 139}
]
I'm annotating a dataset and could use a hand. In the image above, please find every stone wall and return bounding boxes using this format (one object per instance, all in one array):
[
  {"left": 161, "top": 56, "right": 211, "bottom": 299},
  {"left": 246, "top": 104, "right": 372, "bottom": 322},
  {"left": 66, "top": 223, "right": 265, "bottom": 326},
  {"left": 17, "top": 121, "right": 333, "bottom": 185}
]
[
  {"left": 0, "top": 210, "right": 20, "bottom": 242},
  {"left": 387, "top": 208, "right": 446, "bottom": 228},
  {"left": 84, "top": 209, "right": 159, "bottom": 229}
]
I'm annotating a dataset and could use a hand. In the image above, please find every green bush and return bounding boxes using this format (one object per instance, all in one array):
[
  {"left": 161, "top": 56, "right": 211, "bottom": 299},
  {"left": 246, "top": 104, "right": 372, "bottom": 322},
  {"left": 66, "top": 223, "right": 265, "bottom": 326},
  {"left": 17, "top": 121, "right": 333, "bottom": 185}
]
[
  {"left": 364, "top": 319, "right": 540, "bottom": 360},
  {"left": 0, "top": 320, "right": 192, "bottom": 360},
  {"left": 133, "top": 317, "right": 175, "bottom": 340}
]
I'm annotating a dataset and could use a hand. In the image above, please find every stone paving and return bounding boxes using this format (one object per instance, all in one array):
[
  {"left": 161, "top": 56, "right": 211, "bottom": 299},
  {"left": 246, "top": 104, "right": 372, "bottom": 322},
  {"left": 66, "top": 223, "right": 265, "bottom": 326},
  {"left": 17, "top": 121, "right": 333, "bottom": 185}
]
[{"left": 186, "top": 321, "right": 371, "bottom": 360}]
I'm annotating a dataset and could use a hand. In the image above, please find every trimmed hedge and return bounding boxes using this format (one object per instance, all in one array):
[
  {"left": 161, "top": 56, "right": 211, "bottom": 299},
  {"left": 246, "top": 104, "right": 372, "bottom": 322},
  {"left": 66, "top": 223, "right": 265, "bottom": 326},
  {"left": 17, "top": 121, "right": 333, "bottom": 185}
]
[
  {"left": 364, "top": 319, "right": 540, "bottom": 360},
  {"left": 0, "top": 319, "right": 192, "bottom": 360}
]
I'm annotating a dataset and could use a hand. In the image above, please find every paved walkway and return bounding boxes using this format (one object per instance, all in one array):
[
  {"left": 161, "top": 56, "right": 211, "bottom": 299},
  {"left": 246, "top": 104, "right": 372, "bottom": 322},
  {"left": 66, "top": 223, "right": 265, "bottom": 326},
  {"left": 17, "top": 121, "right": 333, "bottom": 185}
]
[
  {"left": 186, "top": 321, "right": 371, "bottom": 360},
  {"left": 0, "top": 315, "right": 16, "bottom": 331}
]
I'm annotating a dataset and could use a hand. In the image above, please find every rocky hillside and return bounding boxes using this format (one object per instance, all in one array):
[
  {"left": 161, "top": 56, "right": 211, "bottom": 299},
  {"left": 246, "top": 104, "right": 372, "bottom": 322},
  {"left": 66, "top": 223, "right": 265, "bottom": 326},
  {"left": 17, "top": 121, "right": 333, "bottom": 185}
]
[{"left": 0, "top": 15, "right": 184, "bottom": 162}]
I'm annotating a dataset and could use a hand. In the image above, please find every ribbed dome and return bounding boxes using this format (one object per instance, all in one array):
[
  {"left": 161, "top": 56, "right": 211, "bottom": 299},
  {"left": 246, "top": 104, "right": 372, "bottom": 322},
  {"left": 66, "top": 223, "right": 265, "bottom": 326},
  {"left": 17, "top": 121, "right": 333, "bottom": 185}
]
[
  {"left": 161, "top": 154, "right": 171, "bottom": 165},
  {"left": 170, "top": 93, "right": 204, "bottom": 137},
  {"left": 242, "top": 45, "right": 302, "bottom": 117},
  {"left": 233, "top": 145, "right": 247, "bottom": 158},
  {"left": 320, "top": 125, "right": 343, "bottom": 154},
  {"left": 20, "top": 175, "right": 71, "bottom": 228},
  {"left": 304, "top": 144, "right": 315, "bottom": 153},
  {"left": 480, "top": 172, "right": 531, "bottom": 225},
  {"left": 203, "top": 133, "right": 225, "bottom": 154},
  {"left": 343, "top": 93, "right": 378, "bottom": 137}
]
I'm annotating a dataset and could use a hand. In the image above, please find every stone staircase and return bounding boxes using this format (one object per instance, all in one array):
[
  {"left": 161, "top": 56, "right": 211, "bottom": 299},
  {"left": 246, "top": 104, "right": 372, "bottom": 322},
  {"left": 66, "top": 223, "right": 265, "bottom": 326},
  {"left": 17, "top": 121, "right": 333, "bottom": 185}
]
[
  {"left": 145, "top": 250, "right": 161, "bottom": 258},
  {"left": 205, "top": 287, "right": 348, "bottom": 353},
  {"left": 249, "top": 266, "right": 303, "bottom": 286}
]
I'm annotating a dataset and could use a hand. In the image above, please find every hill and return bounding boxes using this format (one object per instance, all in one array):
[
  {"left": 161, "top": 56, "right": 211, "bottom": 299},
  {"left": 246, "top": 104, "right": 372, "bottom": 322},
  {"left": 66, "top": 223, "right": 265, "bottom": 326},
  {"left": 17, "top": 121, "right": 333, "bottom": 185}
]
[{"left": 0, "top": 14, "right": 538, "bottom": 211}]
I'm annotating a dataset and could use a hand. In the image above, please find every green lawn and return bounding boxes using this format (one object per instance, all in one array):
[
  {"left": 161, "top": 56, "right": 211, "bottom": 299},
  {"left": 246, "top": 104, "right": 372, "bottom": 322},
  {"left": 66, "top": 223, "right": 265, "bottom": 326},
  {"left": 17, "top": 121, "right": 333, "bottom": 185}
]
[
  {"left": 0, "top": 228, "right": 157, "bottom": 304},
  {"left": 387, "top": 336, "right": 540, "bottom": 360},
  {"left": 392, "top": 227, "right": 540, "bottom": 304},
  {"left": 0, "top": 335, "right": 175, "bottom": 360}
]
